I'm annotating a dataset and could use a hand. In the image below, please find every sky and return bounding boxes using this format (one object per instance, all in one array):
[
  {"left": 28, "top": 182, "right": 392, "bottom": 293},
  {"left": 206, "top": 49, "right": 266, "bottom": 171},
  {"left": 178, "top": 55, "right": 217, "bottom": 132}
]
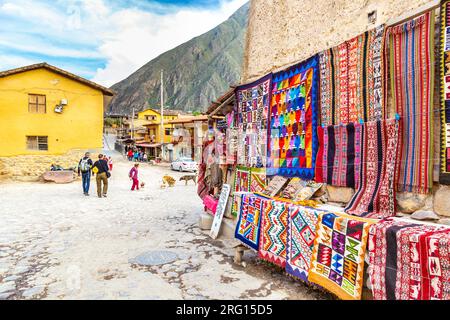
[{"left": 0, "top": 0, "right": 248, "bottom": 87}]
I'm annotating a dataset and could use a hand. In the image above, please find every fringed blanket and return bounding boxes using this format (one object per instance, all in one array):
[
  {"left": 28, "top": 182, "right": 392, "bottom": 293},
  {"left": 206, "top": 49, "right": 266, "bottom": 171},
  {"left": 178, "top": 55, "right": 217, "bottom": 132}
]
[
  {"left": 440, "top": 0, "right": 450, "bottom": 184},
  {"left": 345, "top": 119, "right": 400, "bottom": 218},
  {"left": 235, "top": 194, "right": 265, "bottom": 250},
  {"left": 267, "top": 56, "right": 319, "bottom": 179},
  {"left": 308, "top": 212, "right": 375, "bottom": 300},
  {"left": 286, "top": 205, "right": 321, "bottom": 281},
  {"left": 235, "top": 74, "right": 272, "bottom": 168},
  {"left": 387, "top": 11, "right": 435, "bottom": 194},
  {"left": 368, "top": 218, "right": 450, "bottom": 300},
  {"left": 250, "top": 168, "right": 267, "bottom": 193},
  {"left": 318, "top": 25, "right": 385, "bottom": 126},
  {"left": 315, "top": 123, "right": 362, "bottom": 188},
  {"left": 259, "top": 199, "right": 289, "bottom": 267}
]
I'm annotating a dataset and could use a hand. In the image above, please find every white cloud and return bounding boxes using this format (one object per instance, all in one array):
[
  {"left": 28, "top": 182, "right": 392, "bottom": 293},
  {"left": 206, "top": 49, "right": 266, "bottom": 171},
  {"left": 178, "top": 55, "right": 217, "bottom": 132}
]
[{"left": 0, "top": 0, "right": 248, "bottom": 86}]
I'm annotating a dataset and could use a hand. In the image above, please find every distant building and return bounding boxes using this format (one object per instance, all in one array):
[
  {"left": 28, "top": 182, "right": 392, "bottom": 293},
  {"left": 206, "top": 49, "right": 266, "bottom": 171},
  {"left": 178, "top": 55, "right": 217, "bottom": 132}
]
[{"left": 0, "top": 63, "right": 114, "bottom": 180}]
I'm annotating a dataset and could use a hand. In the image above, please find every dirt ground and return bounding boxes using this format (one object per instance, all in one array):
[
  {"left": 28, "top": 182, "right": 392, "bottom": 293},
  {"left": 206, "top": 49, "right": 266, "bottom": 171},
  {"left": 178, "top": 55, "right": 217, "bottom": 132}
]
[{"left": 0, "top": 152, "right": 330, "bottom": 300}]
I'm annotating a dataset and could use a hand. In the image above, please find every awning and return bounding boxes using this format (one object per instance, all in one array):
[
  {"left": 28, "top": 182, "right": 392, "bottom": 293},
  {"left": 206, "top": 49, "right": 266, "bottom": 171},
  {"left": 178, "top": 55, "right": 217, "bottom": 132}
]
[{"left": 135, "top": 143, "right": 162, "bottom": 148}]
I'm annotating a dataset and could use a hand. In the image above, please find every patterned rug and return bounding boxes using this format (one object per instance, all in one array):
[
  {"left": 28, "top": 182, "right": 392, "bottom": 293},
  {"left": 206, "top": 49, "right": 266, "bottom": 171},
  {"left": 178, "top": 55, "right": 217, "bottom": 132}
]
[
  {"left": 318, "top": 25, "right": 385, "bottom": 126},
  {"left": 235, "top": 194, "right": 266, "bottom": 250},
  {"left": 286, "top": 205, "right": 322, "bottom": 281},
  {"left": 250, "top": 168, "right": 267, "bottom": 193},
  {"left": 345, "top": 119, "right": 400, "bottom": 218},
  {"left": 266, "top": 56, "right": 319, "bottom": 179},
  {"left": 308, "top": 212, "right": 375, "bottom": 300},
  {"left": 259, "top": 199, "right": 289, "bottom": 267},
  {"left": 387, "top": 11, "right": 435, "bottom": 194},
  {"left": 440, "top": 0, "right": 450, "bottom": 184},
  {"left": 235, "top": 74, "right": 272, "bottom": 168},
  {"left": 368, "top": 218, "right": 450, "bottom": 300},
  {"left": 315, "top": 122, "right": 362, "bottom": 188}
]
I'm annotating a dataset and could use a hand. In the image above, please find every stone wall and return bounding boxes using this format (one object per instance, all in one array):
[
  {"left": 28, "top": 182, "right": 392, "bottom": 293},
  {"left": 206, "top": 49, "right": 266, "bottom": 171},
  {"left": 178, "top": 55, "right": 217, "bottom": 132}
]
[
  {"left": 242, "top": 0, "right": 450, "bottom": 220},
  {"left": 0, "top": 150, "right": 96, "bottom": 182}
]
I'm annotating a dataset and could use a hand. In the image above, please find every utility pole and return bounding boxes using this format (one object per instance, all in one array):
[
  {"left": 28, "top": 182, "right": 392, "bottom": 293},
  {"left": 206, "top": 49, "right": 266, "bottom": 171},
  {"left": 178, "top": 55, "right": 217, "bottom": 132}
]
[
  {"left": 160, "top": 70, "right": 165, "bottom": 160},
  {"left": 131, "top": 107, "right": 135, "bottom": 140}
]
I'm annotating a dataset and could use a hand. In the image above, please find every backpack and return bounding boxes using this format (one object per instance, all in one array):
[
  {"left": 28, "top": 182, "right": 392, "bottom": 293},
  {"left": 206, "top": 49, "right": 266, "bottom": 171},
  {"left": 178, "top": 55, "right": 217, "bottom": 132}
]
[{"left": 80, "top": 158, "right": 91, "bottom": 172}]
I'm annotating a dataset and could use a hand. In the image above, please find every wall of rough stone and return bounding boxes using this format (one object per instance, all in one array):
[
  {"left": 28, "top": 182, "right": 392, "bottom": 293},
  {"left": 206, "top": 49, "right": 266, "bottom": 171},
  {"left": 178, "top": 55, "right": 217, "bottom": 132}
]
[
  {"left": 0, "top": 149, "right": 100, "bottom": 182},
  {"left": 242, "top": 0, "right": 450, "bottom": 220}
]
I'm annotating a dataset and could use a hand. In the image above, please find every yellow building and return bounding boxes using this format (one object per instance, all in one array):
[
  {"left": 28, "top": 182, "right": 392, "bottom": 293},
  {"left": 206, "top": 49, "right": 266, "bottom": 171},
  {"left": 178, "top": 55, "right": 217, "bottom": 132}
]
[
  {"left": 137, "top": 108, "right": 180, "bottom": 144},
  {"left": 0, "top": 63, "right": 114, "bottom": 180}
]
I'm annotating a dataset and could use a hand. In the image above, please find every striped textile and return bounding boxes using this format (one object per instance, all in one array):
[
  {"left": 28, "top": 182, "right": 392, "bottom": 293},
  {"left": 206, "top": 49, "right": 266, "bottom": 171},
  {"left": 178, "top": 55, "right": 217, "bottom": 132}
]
[
  {"left": 315, "top": 122, "right": 362, "bottom": 188},
  {"left": 235, "top": 194, "right": 265, "bottom": 250},
  {"left": 345, "top": 119, "right": 400, "bottom": 219},
  {"left": 387, "top": 11, "right": 435, "bottom": 194},
  {"left": 318, "top": 25, "right": 385, "bottom": 126},
  {"left": 440, "top": 0, "right": 450, "bottom": 184}
]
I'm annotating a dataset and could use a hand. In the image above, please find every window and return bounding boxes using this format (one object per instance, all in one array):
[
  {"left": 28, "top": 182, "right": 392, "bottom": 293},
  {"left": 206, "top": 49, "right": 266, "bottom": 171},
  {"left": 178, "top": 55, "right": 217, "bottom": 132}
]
[
  {"left": 145, "top": 115, "right": 156, "bottom": 121},
  {"left": 26, "top": 136, "right": 48, "bottom": 151},
  {"left": 165, "top": 128, "right": 173, "bottom": 135},
  {"left": 28, "top": 94, "right": 46, "bottom": 113}
]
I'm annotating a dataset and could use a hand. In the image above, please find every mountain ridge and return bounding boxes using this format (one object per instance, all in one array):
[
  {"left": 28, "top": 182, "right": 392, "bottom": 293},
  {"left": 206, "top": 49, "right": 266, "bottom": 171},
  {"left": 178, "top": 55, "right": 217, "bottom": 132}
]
[{"left": 108, "top": 3, "right": 249, "bottom": 115}]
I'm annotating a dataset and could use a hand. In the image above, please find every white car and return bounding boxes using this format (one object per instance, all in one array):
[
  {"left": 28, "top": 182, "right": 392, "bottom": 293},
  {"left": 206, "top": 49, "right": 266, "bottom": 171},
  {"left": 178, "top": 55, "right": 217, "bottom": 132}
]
[{"left": 171, "top": 157, "right": 198, "bottom": 172}]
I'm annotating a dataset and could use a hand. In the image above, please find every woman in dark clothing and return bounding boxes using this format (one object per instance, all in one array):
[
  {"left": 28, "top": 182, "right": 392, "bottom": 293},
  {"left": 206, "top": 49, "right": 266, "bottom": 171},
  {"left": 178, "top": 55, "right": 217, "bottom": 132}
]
[{"left": 92, "top": 154, "right": 110, "bottom": 198}]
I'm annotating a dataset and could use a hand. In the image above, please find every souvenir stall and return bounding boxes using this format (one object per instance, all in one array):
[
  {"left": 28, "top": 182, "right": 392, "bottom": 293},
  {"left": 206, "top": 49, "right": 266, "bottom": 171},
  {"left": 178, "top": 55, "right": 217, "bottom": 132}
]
[{"left": 198, "top": 2, "right": 450, "bottom": 300}]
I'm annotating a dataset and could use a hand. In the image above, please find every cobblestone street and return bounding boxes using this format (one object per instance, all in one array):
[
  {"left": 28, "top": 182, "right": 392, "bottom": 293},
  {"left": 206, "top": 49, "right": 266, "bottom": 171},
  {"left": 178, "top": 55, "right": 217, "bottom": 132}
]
[{"left": 0, "top": 155, "right": 328, "bottom": 300}]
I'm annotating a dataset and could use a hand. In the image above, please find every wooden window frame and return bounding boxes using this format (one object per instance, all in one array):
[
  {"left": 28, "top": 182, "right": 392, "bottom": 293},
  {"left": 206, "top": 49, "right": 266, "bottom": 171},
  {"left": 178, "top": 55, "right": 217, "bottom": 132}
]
[
  {"left": 28, "top": 94, "right": 46, "bottom": 114},
  {"left": 26, "top": 136, "right": 48, "bottom": 151}
]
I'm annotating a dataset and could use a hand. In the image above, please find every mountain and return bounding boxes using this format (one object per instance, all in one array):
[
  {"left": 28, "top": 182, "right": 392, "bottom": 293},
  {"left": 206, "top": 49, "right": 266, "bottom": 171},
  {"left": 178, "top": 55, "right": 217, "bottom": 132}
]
[{"left": 108, "top": 2, "right": 249, "bottom": 115}]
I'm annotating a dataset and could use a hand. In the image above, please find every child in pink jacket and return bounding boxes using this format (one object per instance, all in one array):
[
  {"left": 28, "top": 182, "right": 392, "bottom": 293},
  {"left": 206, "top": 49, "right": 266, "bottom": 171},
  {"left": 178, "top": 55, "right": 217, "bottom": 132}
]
[{"left": 129, "top": 163, "right": 139, "bottom": 191}]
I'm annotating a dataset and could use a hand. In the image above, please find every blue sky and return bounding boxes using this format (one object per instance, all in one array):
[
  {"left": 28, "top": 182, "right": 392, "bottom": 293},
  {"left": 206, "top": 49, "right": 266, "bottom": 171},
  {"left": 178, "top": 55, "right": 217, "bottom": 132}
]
[{"left": 0, "top": 0, "right": 247, "bottom": 86}]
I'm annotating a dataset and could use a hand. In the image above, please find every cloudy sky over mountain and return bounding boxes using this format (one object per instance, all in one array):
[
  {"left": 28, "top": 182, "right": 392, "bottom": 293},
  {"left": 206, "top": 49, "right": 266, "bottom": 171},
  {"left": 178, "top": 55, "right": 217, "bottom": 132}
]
[{"left": 0, "top": 0, "right": 247, "bottom": 86}]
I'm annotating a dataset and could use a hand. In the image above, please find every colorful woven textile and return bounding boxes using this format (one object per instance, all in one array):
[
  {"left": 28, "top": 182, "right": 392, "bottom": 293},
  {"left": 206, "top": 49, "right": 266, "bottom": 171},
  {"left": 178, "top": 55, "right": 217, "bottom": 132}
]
[
  {"left": 259, "top": 199, "right": 289, "bottom": 267},
  {"left": 234, "top": 166, "right": 251, "bottom": 193},
  {"left": 286, "top": 205, "right": 321, "bottom": 281},
  {"left": 308, "top": 212, "right": 375, "bottom": 300},
  {"left": 226, "top": 127, "right": 238, "bottom": 165},
  {"left": 318, "top": 25, "right": 385, "bottom": 126},
  {"left": 267, "top": 56, "right": 319, "bottom": 179},
  {"left": 388, "top": 11, "right": 435, "bottom": 194},
  {"left": 197, "top": 140, "right": 214, "bottom": 200},
  {"left": 440, "top": 0, "right": 450, "bottom": 184},
  {"left": 315, "top": 122, "right": 362, "bottom": 188},
  {"left": 250, "top": 168, "right": 267, "bottom": 193},
  {"left": 235, "top": 194, "right": 265, "bottom": 250},
  {"left": 235, "top": 74, "right": 272, "bottom": 168},
  {"left": 368, "top": 218, "right": 450, "bottom": 300},
  {"left": 345, "top": 119, "right": 400, "bottom": 219}
]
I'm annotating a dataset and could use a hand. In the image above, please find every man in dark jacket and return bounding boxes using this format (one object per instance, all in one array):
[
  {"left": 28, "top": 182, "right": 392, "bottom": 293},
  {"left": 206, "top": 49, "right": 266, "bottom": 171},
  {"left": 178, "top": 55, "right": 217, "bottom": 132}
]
[
  {"left": 78, "top": 152, "right": 93, "bottom": 196},
  {"left": 93, "top": 154, "right": 110, "bottom": 198}
]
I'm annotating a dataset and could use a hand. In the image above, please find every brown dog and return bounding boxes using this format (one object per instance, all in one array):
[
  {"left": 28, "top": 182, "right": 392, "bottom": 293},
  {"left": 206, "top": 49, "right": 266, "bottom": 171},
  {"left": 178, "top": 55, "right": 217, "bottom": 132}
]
[
  {"left": 179, "top": 175, "right": 197, "bottom": 186},
  {"left": 162, "top": 175, "right": 176, "bottom": 187}
]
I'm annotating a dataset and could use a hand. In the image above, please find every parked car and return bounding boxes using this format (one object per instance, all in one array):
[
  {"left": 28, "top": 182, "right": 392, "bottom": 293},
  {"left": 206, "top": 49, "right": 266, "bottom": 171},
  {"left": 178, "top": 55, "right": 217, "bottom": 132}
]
[{"left": 171, "top": 157, "right": 198, "bottom": 172}]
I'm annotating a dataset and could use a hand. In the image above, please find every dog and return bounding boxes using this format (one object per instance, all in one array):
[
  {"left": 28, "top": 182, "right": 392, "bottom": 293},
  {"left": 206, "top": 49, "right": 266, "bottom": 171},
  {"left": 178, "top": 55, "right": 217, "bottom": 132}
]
[
  {"left": 179, "top": 174, "right": 197, "bottom": 186},
  {"left": 162, "top": 175, "right": 176, "bottom": 187}
]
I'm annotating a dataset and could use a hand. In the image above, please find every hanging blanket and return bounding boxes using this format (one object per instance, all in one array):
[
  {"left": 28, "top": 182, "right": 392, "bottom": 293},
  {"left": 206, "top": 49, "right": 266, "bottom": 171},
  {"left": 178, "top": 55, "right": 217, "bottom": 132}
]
[
  {"left": 368, "top": 218, "right": 450, "bottom": 300},
  {"left": 235, "top": 194, "right": 265, "bottom": 250},
  {"left": 345, "top": 119, "right": 400, "bottom": 218},
  {"left": 233, "top": 166, "right": 251, "bottom": 193},
  {"left": 387, "top": 11, "right": 435, "bottom": 194},
  {"left": 250, "top": 168, "right": 267, "bottom": 193},
  {"left": 318, "top": 25, "right": 385, "bottom": 126},
  {"left": 197, "top": 140, "right": 214, "bottom": 200},
  {"left": 315, "top": 122, "right": 362, "bottom": 188},
  {"left": 267, "top": 56, "right": 319, "bottom": 179},
  {"left": 440, "top": 0, "right": 450, "bottom": 184},
  {"left": 286, "top": 205, "right": 322, "bottom": 281},
  {"left": 308, "top": 212, "right": 375, "bottom": 300},
  {"left": 259, "top": 199, "right": 289, "bottom": 267},
  {"left": 235, "top": 74, "right": 272, "bottom": 168}
]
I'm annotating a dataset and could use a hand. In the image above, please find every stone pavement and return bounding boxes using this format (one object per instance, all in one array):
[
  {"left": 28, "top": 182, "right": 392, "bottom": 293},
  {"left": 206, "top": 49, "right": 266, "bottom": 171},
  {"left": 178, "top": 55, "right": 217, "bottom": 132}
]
[{"left": 0, "top": 157, "right": 330, "bottom": 300}]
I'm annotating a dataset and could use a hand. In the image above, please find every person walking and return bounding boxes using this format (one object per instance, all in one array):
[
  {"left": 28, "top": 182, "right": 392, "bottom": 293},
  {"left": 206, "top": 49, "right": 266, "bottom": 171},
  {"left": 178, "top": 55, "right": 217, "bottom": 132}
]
[
  {"left": 108, "top": 156, "right": 113, "bottom": 171},
  {"left": 93, "top": 154, "right": 110, "bottom": 198},
  {"left": 78, "top": 152, "right": 93, "bottom": 196},
  {"left": 129, "top": 163, "right": 140, "bottom": 191}
]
